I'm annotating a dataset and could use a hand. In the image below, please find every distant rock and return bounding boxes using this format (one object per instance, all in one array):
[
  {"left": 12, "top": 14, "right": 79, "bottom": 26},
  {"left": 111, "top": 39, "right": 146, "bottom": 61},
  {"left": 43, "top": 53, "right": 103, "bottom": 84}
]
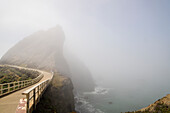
[{"left": 108, "top": 102, "right": 112, "bottom": 104}]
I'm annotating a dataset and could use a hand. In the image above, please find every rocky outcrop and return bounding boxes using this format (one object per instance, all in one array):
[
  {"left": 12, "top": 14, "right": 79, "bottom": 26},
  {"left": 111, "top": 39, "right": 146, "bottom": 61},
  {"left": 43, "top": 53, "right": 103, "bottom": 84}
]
[
  {"left": 0, "top": 26, "right": 69, "bottom": 75},
  {"left": 0, "top": 25, "right": 95, "bottom": 92},
  {"left": 33, "top": 73, "right": 76, "bottom": 113}
]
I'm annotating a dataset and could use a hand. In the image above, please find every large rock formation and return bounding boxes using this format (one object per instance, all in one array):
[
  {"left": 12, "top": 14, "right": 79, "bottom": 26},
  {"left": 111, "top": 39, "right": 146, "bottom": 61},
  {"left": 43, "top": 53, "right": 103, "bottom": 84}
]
[
  {"left": 65, "top": 51, "right": 95, "bottom": 92},
  {"left": 0, "top": 26, "right": 69, "bottom": 75},
  {"left": 33, "top": 73, "right": 75, "bottom": 113},
  {"left": 0, "top": 25, "right": 95, "bottom": 92}
]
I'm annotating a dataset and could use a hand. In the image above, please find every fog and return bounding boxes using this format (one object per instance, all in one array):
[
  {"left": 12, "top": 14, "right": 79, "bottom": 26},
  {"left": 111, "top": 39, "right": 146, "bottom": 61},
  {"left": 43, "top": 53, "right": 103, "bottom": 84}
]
[{"left": 0, "top": 0, "right": 170, "bottom": 106}]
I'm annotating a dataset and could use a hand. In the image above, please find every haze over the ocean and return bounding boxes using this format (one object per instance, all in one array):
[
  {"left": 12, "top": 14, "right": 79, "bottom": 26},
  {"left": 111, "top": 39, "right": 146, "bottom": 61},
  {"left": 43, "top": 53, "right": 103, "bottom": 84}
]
[{"left": 0, "top": 0, "right": 170, "bottom": 89}]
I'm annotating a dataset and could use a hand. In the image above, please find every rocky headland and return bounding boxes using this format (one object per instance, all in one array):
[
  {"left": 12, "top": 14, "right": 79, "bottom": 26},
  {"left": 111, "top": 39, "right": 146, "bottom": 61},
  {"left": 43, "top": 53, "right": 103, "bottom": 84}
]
[{"left": 0, "top": 25, "right": 95, "bottom": 112}]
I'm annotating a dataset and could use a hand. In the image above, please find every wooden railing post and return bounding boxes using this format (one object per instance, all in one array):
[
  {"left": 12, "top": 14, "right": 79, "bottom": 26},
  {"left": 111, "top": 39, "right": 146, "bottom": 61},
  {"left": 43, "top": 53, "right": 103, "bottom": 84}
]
[
  {"left": 18, "top": 81, "right": 20, "bottom": 89},
  {"left": 21, "top": 81, "right": 23, "bottom": 88},
  {"left": 0, "top": 85, "right": 2, "bottom": 96},
  {"left": 33, "top": 89, "right": 36, "bottom": 110},
  {"left": 2, "top": 84, "right": 3, "bottom": 95},
  {"left": 24, "top": 81, "right": 25, "bottom": 87},
  {"left": 14, "top": 82, "right": 15, "bottom": 91},
  {"left": 21, "top": 72, "right": 53, "bottom": 113},
  {"left": 20, "top": 81, "right": 22, "bottom": 88},
  {"left": 8, "top": 83, "right": 10, "bottom": 93},
  {"left": 26, "top": 94, "right": 29, "bottom": 113},
  {"left": 38, "top": 86, "right": 40, "bottom": 102}
]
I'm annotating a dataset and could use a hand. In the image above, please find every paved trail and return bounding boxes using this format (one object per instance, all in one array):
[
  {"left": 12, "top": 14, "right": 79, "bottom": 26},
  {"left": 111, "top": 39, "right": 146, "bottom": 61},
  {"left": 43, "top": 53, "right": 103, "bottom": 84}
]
[{"left": 0, "top": 65, "right": 53, "bottom": 113}]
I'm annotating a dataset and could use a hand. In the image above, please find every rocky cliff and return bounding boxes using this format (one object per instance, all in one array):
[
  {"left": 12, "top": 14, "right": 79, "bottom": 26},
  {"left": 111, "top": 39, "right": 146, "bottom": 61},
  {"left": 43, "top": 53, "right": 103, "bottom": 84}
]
[
  {"left": 0, "top": 25, "right": 95, "bottom": 92},
  {"left": 0, "top": 25, "right": 95, "bottom": 112},
  {"left": 65, "top": 52, "right": 95, "bottom": 92},
  {"left": 0, "top": 26, "right": 69, "bottom": 75},
  {"left": 33, "top": 73, "right": 75, "bottom": 113}
]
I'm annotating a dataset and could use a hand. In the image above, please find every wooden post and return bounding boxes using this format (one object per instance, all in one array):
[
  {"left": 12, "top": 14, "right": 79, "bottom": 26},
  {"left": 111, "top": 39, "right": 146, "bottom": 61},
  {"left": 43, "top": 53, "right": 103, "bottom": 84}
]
[
  {"left": 40, "top": 84, "right": 42, "bottom": 94},
  {"left": 38, "top": 86, "right": 40, "bottom": 102},
  {"left": 18, "top": 81, "right": 20, "bottom": 89},
  {"left": 0, "top": 85, "right": 1, "bottom": 96},
  {"left": 20, "top": 81, "right": 21, "bottom": 88},
  {"left": 26, "top": 94, "right": 29, "bottom": 113},
  {"left": 25, "top": 81, "right": 27, "bottom": 87},
  {"left": 21, "top": 81, "right": 22, "bottom": 88},
  {"left": 23, "top": 81, "right": 24, "bottom": 88},
  {"left": 33, "top": 89, "right": 36, "bottom": 110},
  {"left": 40, "top": 84, "right": 42, "bottom": 97},
  {"left": 13, "top": 82, "right": 15, "bottom": 91},
  {"left": 8, "top": 83, "right": 10, "bottom": 92},
  {"left": 24, "top": 81, "right": 25, "bottom": 87},
  {"left": 2, "top": 84, "right": 4, "bottom": 95}
]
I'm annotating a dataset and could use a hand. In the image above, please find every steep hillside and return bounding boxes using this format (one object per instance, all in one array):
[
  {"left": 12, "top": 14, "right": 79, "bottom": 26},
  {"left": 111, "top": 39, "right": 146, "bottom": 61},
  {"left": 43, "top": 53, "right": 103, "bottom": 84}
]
[
  {"left": 0, "top": 25, "right": 95, "bottom": 92},
  {"left": 65, "top": 51, "right": 95, "bottom": 92},
  {"left": 0, "top": 26, "right": 69, "bottom": 75}
]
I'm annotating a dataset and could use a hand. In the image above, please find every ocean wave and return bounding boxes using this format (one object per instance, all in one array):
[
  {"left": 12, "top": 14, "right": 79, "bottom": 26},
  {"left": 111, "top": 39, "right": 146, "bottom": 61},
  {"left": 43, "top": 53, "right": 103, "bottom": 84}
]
[
  {"left": 83, "top": 86, "right": 111, "bottom": 95},
  {"left": 75, "top": 95, "right": 105, "bottom": 113}
]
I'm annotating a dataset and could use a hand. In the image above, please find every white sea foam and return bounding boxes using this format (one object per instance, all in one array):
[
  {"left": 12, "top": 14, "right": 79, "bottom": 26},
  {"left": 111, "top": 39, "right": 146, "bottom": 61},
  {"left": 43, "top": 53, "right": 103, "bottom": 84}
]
[
  {"left": 75, "top": 94, "right": 105, "bottom": 113},
  {"left": 75, "top": 86, "right": 113, "bottom": 113},
  {"left": 83, "top": 86, "right": 111, "bottom": 95}
]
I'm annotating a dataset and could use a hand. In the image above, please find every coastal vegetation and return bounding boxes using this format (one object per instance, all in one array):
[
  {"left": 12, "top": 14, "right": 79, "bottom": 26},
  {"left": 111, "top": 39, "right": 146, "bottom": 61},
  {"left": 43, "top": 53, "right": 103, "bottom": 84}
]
[
  {"left": 0, "top": 66, "right": 39, "bottom": 84},
  {"left": 126, "top": 95, "right": 170, "bottom": 113}
]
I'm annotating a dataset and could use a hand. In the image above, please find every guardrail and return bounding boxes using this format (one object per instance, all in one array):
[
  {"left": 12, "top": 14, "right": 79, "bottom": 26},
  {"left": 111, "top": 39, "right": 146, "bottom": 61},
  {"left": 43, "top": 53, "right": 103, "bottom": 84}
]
[
  {"left": 21, "top": 72, "right": 53, "bottom": 113},
  {"left": 0, "top": 73, "right": 44, "bottom": 97}
]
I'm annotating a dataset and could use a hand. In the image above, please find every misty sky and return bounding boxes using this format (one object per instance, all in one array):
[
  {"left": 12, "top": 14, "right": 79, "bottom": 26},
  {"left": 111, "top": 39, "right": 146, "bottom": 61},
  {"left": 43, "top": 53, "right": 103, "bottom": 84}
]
[{"left": 0, "top": 0, "right": 170, "bottom": 89}]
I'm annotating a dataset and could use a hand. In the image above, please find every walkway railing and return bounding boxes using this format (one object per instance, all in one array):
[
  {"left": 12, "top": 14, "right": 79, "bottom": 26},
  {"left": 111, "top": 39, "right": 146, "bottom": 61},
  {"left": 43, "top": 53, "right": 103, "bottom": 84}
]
[
  {"left": 21, "top": 72, "right": 54, "bottom": 113},
  {"left": 0, "top": 73, "right": 44, "bottom": 97}
]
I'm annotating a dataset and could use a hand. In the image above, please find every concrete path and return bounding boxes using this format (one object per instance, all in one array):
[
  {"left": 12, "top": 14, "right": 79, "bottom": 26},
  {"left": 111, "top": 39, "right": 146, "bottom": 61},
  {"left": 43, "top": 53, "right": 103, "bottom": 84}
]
[{"left": 0, "top": 66, "right": 53, "bottom": 113}]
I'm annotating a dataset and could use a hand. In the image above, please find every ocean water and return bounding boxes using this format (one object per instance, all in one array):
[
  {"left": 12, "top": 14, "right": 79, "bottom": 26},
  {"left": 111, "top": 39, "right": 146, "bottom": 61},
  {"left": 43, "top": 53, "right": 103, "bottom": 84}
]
[{"left": 75, "top": 86, "right": 170, "bottom": 113}]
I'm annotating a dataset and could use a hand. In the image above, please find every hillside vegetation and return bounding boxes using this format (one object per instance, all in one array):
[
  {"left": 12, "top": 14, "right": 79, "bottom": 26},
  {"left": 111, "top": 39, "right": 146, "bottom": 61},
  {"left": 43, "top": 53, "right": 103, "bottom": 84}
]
[
  {"left": 0, "top": 66, "right": 39, "bottom": 84},
  {"left": 126, "top": 94, "right": 170, "bottom": 113}
]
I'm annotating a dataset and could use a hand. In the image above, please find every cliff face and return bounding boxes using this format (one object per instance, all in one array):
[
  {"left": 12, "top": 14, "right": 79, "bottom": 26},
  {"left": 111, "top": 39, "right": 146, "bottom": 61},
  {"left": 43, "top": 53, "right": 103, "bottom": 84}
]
[
  {"left": 0, "top": 26, "right": 69, "bottom": 75},
  {"left": 33, "top": 73, "right": 75, "bottom": 113},
  {"left": 65, "top": 52, "right": 95, "bottom": 92},
  {"left": 0, "top": 25, "right": 95, "bottom": 92}
]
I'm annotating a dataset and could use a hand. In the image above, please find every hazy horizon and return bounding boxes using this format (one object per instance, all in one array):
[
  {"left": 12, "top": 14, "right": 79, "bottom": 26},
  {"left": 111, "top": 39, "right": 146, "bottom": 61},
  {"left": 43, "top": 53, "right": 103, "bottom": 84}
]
[{"left": 1, "top": 0, "right": 170, "bottom": 94}]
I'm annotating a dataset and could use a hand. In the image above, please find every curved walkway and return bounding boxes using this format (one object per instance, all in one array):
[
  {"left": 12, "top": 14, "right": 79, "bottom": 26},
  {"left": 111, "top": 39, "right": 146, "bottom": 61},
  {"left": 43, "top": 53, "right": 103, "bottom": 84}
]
[{"left": 0, "top": 65, "right": 53, "bottom": 113}]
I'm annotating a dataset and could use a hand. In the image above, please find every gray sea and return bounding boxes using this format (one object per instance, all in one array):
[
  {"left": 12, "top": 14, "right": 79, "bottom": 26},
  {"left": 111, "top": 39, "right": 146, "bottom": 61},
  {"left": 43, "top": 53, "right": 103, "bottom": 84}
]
[{"left": 75, "top": 86, "right": 170, "bottom": 113}]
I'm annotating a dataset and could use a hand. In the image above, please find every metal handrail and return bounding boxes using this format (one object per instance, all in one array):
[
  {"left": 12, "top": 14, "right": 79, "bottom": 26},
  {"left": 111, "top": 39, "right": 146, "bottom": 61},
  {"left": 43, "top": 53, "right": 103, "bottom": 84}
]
[
  {"left": 21, "top": 72, "right": 54, "bottom": 113},
  {"left": 0, "top": 73, "right": 44, "bottom": 97}
]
